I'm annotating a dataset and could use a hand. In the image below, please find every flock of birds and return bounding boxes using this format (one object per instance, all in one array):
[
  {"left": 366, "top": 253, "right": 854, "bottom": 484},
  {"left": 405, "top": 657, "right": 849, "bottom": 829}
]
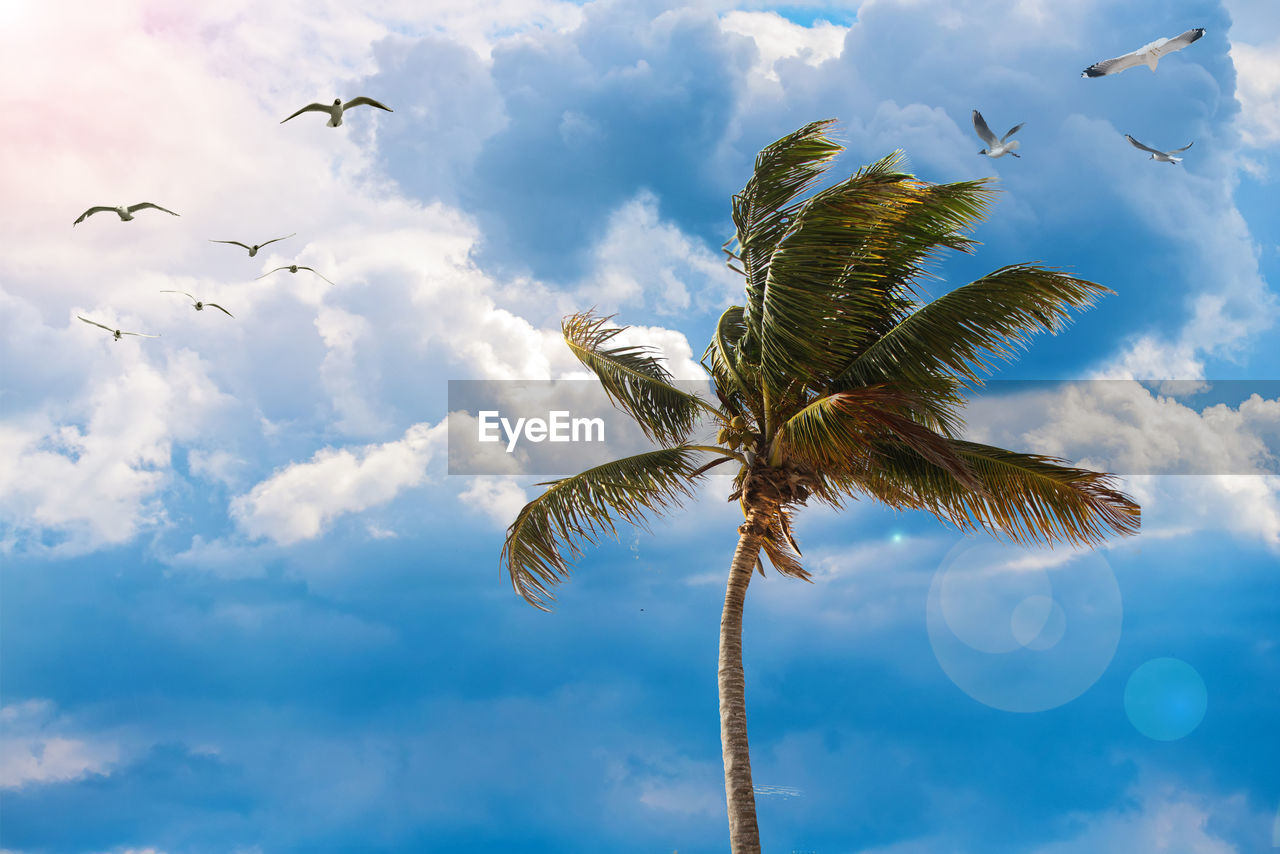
[
  {"left": 972, "top": 26, "right": 1205, "bottom": 163},
  {"left": 73, "top": 29, "right": 1209, "bottom": 341},
  {"left": 73, "top": 96, "right": 392, "bottom": 341}
]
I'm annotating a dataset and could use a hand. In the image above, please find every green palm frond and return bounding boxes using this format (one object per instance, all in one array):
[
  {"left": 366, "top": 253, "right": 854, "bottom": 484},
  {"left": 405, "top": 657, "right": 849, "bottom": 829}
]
[
  {"left": 563, "top": 311, "right": 713, "bottom": 443},
  {"left": 733, "top": 119, "right": 844, "bottom": 334},
  {"left": 702, "top": 305, "right": 762, "bottom": 425},
  {"left": 757, "top": 156, "right": 996, "bottom": 401},
  {"left": 853, "top": 439, "right": 1140, "bottom": 546},
  {"left": 502, "top": 446, "right": 712, "bottom": 610},
  {"left": 774, "top": 386, "right": 978, "bottom": 489},
  {"left": 837, "top": 264, "right": 1111, "bottom": 389}
]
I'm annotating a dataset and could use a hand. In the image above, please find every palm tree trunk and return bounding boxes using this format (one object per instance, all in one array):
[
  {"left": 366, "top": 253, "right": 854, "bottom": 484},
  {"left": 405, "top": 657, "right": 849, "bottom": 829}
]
[{"left": 720, "top": 508, "right": 767, "bottom": 853}]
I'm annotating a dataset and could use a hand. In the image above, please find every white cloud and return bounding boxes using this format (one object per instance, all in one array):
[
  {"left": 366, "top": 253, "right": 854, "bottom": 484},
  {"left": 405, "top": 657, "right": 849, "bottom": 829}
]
[
  {"left": 1224, "top": 0, "right": 1280, "bottom": 147},
  {"left": 579, "top": 189, "right": 742, "bottom": 315},
  {"left": 231, "top": 420, "right": 447, "bottom": 544},
  {"left": 459, "top": 477, "right": 529, "bottom": 528},
  {"left": 720, "top": 10, "right": 846, "bottom": 87},
  {"left": 1030, "top": 786, "right": 1247, "bottom": 854},
  {"left": 0, "top": 700, "right": 119, "bottom": 789},
  {"left": 0, "top": 349, "right": 234, "bottom": 554}
]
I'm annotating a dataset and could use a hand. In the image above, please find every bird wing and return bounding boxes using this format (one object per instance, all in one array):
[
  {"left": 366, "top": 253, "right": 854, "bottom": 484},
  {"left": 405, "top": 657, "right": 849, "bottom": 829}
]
[
  {"left": 73, "top": 206, "right": 114, "bottom": 225},
  {"left": 78, "top": 315, "right": 114, "bottom": 332},
  {"left": 1082, "top": 48, "right": 1145, "bottom": 77},
  {"left": 121, "top": 331, "right": 161, "bottom": 338},
  {"left": 210, "top": 239, "right": 251, "bottom": 250},
  {"left": 128, "top": 202, "right": 179, "bottom": 216},
  {"left": 206, "top": 303, "right": 235, "bottom": 318},
  {"left": 298, "top": 266, "right": 335, "bottom": 285},
  {"left": 256, "top": 266, "right": 288, "bottom": 279},
  {"left": 1160, "top": 27, "right": 1206, "bottom": 54},
  {"left": 971, "top": 110, "right": 998, "bottom": 145},
  {"left": 259, "top": 233, "right": 296, "bottom": 248},
  {"left": 1169, "top": 141, "right": 1195, "bottom": 153},
  {"left": 1124, "top": 134, "right": 1163, "bottom": 155},
  {"left": 280, "top": 103, "right": 329, "bottom": 123},
  {"left": 343, "top": 96, "right": 392, "bottom": 112},
  {"left": 160, "top": 289, "right": 197, "bottom": 301},
  {"left": 1001, "top": 122, "right": 1025, "bottom": 142}
]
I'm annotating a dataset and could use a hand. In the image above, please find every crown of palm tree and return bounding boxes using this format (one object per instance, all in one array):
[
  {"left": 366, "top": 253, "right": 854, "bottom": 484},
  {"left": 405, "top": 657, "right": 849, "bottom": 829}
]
[{"left": 503, "top": 119, "right": 1139, "bottom": 610}]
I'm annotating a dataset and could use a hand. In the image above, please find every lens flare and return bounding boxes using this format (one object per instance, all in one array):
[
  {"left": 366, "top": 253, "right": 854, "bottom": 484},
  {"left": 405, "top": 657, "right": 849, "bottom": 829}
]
[
  {"left": 1123, "top": 658, "right": 1207, "bottom": 741},
  {"left": 927, "top": 538, "right": 1122, "bottom": 712}
]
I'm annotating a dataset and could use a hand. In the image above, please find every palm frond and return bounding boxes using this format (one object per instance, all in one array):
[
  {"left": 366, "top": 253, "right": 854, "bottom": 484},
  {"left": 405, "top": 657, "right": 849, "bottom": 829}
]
[
  {"left": 502, "top": 446, "right": 711, "bottom": 610},
  {"left": 837, "top": 264, "right": 1111, "bottom": 389},
  {"left": 702, "top": 305, "right": 762, "bottom": 424},
  {"left": 563, "top": 311, "right": 711, "bottom": 444},
  {"left": 775, "top": 386, "right": 979, "bottom": 489},
  {"left": 759, "top": 506, "right": 811, "bottom": 580},
  {"left": 757, "top": 156, "right": 997, "bottom": 401},
  {"left": 852, "top": 439, "right": 1140, "bottom": 546},
  {"left": 734, "top": 119, "right": 844, "bottom": 339}
]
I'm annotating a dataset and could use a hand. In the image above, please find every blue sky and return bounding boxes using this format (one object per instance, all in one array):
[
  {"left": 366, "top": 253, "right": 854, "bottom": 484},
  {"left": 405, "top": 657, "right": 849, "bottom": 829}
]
[{"left": 1, "top": 0, "right": 1278, "bottom": 851}]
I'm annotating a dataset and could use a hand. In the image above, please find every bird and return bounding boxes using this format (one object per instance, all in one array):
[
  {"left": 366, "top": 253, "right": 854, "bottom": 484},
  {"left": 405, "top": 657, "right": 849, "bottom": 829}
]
[
  {"left": 73, "top": 203, "right": 179, "bottom": 226},
  {"left": 257, "top": 264, "right": 334, "bottom": 285},
  {"left": 78, "top": 316, "right": 160, "bottom": 341},
  {"left": 1082, "top": 28, "right": 1206, "bottom": 77},
  {"left": 280, "top": 97, "right": 392, "bottom": 127},
  {"left": 972, "top": 110, "right": 1024, "bottom": 159},
  {"left": 161, "top": 290, "right": 234, "bottom": 317},
  {"left": 1124, "top": 134, "right": 1194, "bottom": 164},
  {"left": 209, "top": 234, "right": 295, "bottom": 257}
]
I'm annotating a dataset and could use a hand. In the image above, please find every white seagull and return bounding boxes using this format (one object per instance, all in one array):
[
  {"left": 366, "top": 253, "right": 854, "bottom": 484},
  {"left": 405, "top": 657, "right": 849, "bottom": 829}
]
[
  {"left": 73, "top": 203, "right": 180, "bottom": 226},
  {"left": 79, "top": 316, "right": 160, "bottom": 341},
  {"left": 161, "top": 290, "right": 234, "bottom": 317},
  {"left": 209, "top": 233, "right": 295, "bottom": 257},
  {"left": 1125, "top": 134, "right": 1194, "bottom": 164},
  {"left": 1082, "top": 28, "right": 1206, "bottom": 77},
  {"left": 257, "top": 264, "right": 335, "bottom": 285},
  {"left": 280, "top": 97, "right": 392, "bottom": 127},
  {"left": 972, "top": 110, "right": 1024, "bottom": 159}
]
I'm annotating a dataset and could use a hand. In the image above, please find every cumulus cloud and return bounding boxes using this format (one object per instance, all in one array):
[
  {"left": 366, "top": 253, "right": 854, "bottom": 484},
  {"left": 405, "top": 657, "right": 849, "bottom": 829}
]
[
  {"left": 0, "top": 701, "right": 119, "bottom": 789},
  {"left": 231, "top": 421, "right": 447, "bottom": 544},
  {"left": 1224, "top": 0, "right": 1280, "bottom": 147},
  {"left": 0, "top": 349, "right": 234, "bottom": 554},
  {"left": 577, "top": 189, "right": 741, "bottom": 314},
  {"left": 1029, "top": 786, "right": 1252, "bottom": 854},
  {"left": 459, "top": 477, "right": 530, "bottom": 528},
  {"left": 720, "top": 10, "right": 846, "bottom": 87}
]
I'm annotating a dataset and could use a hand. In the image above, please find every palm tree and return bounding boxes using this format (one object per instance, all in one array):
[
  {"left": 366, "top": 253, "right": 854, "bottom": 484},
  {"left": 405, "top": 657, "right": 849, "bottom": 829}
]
[{"left": 500, "top": 119, "right": 1140, "bottom": 853}]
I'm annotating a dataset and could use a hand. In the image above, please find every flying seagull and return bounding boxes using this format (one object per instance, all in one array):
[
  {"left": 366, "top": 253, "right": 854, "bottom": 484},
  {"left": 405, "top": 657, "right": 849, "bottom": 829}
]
[
  {"left": 161, "top": 290, "right": 234, "bottom": 317},
  {"left": 78, "top": 316, "right": 160, "bottom": 341},
  {"left": 972, "top": 110, "right": 1024, "bottom": 158},
  {"left": 257, "top": 264, "right": 334, "bottom": 285},
  {"left": 280, "top": 97, "right": 392, "bottom": 127},
  {"left": 73, "top": 203, "right": 179, "bottom": 226},
  {"left": 209, "top": 233, "right": 295, "bottom": 257},
  {"left": 1082, "top": 28, "right": 1206, "bottom": 77},
  {"left": 1125, "top": 134, "right": 1194, "bottom": 164}
]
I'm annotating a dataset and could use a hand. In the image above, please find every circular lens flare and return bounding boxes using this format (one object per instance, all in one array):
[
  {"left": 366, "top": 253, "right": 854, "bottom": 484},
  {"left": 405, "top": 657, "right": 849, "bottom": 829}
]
[
  {"left": 927, "top": 538, "right": 1122, "bottom": 713},
  {"left": 1123, "top": 658, "right": 1207, "bottom": 741}
]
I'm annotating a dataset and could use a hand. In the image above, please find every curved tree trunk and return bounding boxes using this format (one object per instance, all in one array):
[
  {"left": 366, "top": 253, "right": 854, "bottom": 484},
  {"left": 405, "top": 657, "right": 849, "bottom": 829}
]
[{"left": 719, "top": 509, "right": 767, "bottom": 854}]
